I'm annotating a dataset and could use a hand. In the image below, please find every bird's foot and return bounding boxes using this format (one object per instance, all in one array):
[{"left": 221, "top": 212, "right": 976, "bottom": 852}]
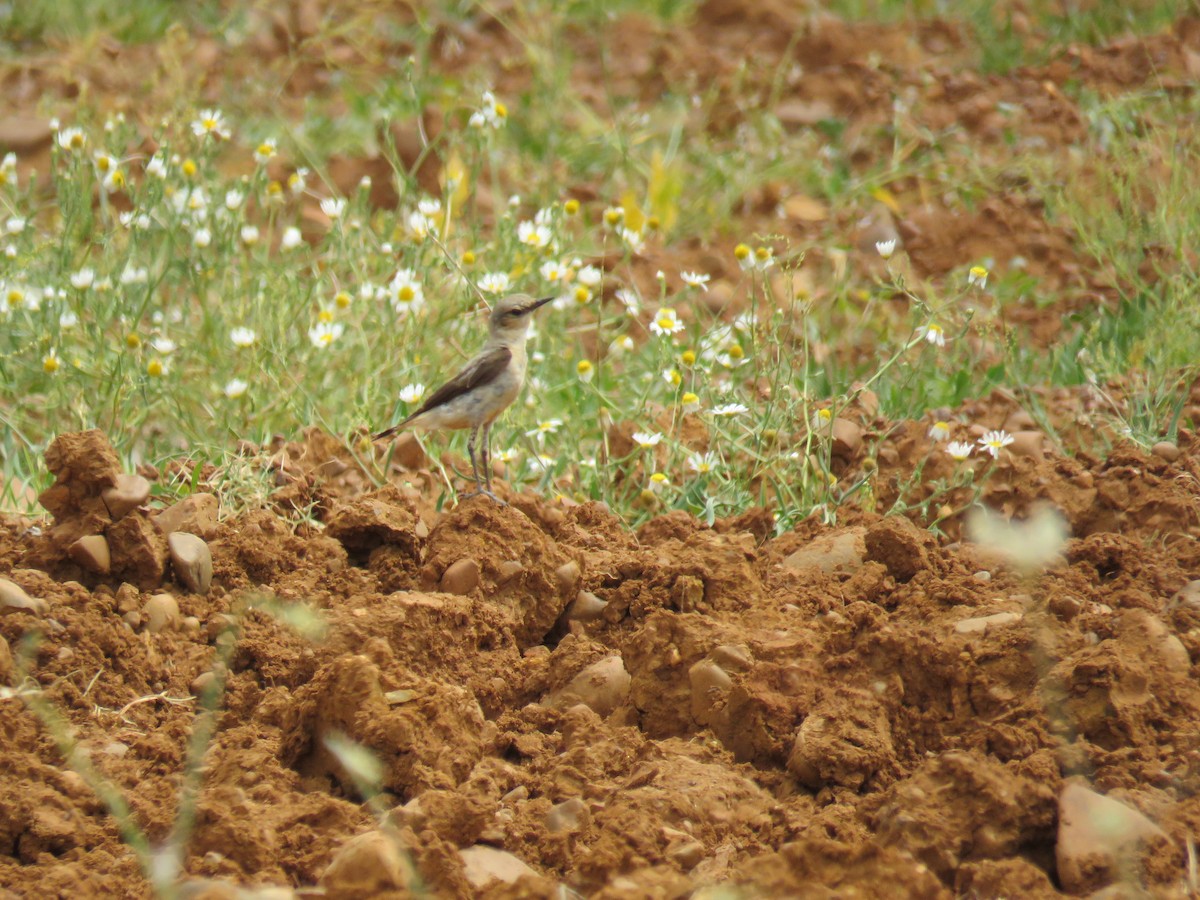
[{"left": 458, "top": 489, "right": 507, "bottom": 506}]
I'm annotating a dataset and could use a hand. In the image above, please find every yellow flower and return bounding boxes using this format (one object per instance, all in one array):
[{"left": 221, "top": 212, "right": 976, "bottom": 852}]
[
  {"left": 181, "top": 158, "right": 198, "bottom": 178},
  {"left": 663, "top": 368, "right": 682, "bottom": 387},
  {"left": 126, "top": 333, "right": 141, "bottom": 349},
  {"left": 680, "top": 391, "right": 700, "bottom": 413},
  {"left": 681, "top": 349, "right": 696, "bottom": 366},
  {"left": 563, "top": 199, "right": 580, "bottom": 215},
  {"left": 318, "top": 308, "right": 335, "bottom": 323},
  {"left": 734, "top": 242, "right": 751, "bottom": 262},
  {"left": 462, "top": 250, "right": 476, "bottom": 265},
  {"left": 334, "top": 291, "right": 352, "bottom": 309},
  {"left": 968, "top": 265, "right": 989, "bottom": 288},
  {"left": 576, "top": 359, "right": 594, "bottom": 382},
  {"left": 146, "top": 358, "right": 164, "bottom": 377},
  {"left": 42, "top": 349, "right": 60, "bottom": 373}
]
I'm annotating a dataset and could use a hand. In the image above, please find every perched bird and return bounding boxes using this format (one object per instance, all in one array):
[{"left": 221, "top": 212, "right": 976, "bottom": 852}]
[{"left": 373, "top": 293, "right": 553, "bottom": 501}]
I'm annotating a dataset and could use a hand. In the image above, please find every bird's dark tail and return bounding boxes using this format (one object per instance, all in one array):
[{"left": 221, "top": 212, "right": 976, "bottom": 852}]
[{"left": 372, "top": 425, "right": 400, "bottom": 441}]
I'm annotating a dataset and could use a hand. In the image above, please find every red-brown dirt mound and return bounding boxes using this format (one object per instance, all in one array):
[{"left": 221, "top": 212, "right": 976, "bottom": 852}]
[{"left": 3, "top": 425, "right": 1200, "bottom": 897}]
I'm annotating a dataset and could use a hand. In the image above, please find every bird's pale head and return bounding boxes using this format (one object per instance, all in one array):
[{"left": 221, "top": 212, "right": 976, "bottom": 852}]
[{"left": 489, "top": 293, "right": 554, "bottom": 338}]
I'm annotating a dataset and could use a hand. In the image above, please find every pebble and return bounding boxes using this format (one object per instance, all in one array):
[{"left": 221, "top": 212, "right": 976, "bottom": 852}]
[
  {"left": 710, "top": 644, "right": 753, "bottom": 671},
  {"left": 68, "top": 534, "right": 111, "bottom": 574},
  {"left": 1008, "top": 430, "right": 1045, "bottom": 461},
  {"left": 458, "top": 845, "right": 537, "bottom": 889},
  {"left": 321, "top": 830, "right": 416, "bottom": 894},
  {"left": 0, "top": 577, "right": 47, "bottom": 615},
  {"left": 391, "top": 432, "right": 428, "bottom": 470},
  {"left": 1056, "top": 780, "right": 1165, "bottom": 894},
  {"left": 191, "top": 670, "right": 217, "bottom": 696},
  {"left": 555, "top": 559, "right": 581, "bottom": 594},
  {"left": 153, "top": 492, "right": 219, "bottom": 538},
  {"left": 547, "top": 655, "right": 631, "bottom": 718},
  {"left": 115, "top": 582, "right": 140, "bottom": 612},
  {"left": 782, "top": 527, "right": 866, "bottom": 575},
  {"left": 496, "top": 559, "right": 524, "bottom": 585},
  {"left": 440, "top": 558, "right": 480, "bottom": 595},
  {"left": 689, "top": 658, "right": 733, "bottom": 724},
  {"left": 168, "top": 532, "right": 213, "bottom": 594},
  {"left": 101, "top": 473, "right": 152, "bottom": 522},
  {"left": 144, "top": 592, "right": 180, "bottom": 633},
  {"left": 565, "top": 591, "right": 607, "bottom": 623},
  {"left": 669, "top": 839, "right": 706, "bottom": 870},
  {"left": 0, "top": 634, "right": 11, "bottom": 680},
  {"left": 1151, "top": 441, "right": 1181, "bottom": 462},
  {"left": 545, "top": 797, "right": 588, "bottom": 834},
  {"left": 831, "top": 417, "right": 863, "bottom": 461},
  {"left": 954, "top": 611, "right": 1023, "bottom": 635},
  {"left": 122, "top": 611, "right": 142, "bottom": 629}
]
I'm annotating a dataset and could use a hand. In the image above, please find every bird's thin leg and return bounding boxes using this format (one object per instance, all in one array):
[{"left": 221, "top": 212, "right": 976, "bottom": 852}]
[
  {"left": 466, "top": 425, "right": 481, "bottom": 494},
  {"left": 481, "top": 422, "right": 492, "bottom": 494}
]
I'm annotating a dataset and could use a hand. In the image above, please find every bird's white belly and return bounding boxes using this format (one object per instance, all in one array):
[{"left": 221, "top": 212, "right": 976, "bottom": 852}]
[{"left": 412, "top": 373, "right": 521, "bottom": 431}]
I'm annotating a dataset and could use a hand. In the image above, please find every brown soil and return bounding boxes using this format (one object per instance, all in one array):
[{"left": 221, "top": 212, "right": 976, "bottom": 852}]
[
  {"left": 2, "top": 412, "right": 1200, "bottom": 898},
  {"left": 4, "top": 2, "right": 1200, "bottom": 897}
]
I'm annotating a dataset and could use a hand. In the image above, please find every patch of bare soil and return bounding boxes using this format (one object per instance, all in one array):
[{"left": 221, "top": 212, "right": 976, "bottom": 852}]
[{"left": 2, "top": 412, "right": 1199, "bottom": 897}]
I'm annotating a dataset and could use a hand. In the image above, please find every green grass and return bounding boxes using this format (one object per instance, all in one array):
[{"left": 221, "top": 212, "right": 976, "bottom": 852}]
[{"left": 0, "top": 1, "right": 1194, "bottom": 530}]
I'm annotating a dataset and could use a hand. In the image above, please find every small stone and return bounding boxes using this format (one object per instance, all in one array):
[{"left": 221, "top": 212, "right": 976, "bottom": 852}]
[
  {"left": 0, "top": 578, "right": 47, "bottom": 615},
  {"left": 710, "top": 644, "right": 753, "bottom": 671},
  {"left": 1048, "top": 594, "right": 1083, "bottom": 621},
  {"left": 954, "top": 611, "right": 1023, "bottom": 635},
  {"left": 191, "top": 671, "right": 217, "bottom": 696},
  {"left": 182, "top": 616, "right": 201, "bottom": 635},
  {"left": 0, "top": 634, "right": 12, "bottom": 681},
  {"left": 555, "top": 560, "right": 581, "bottom": 594},
  {"left": 1008, "top": 431, "right": 1045, "bottom": 461},
  {"left": 68, "top": 534, "right": 111, "bottom": 574},
  {"left": 545, "top": 798, "right": 588, "bottom": 834},
  {"left": 389, "top": 432, "right": 428, "bottom": 470},
  {"left": 689, "top": 659, "right": 733, "bottom": 725},
  {"left": 497, "top": 560, "right": 525, "bottom": 585},
  {"left": 115, "top": 583, "right": 140, "bottom": 613},
  {"left": 123, "top": 611, "right": 142, "bottom": 629},
  {"left": 103, "top": 741, "right": 129, "bottom": 758},
  {"left": 669, "top": 839, "right": 705, "bottom": 870},
  {"left": 782, "top": 527, "right": 866, "bottom": 575},
  {"left": 1056, "top": 780, "right": 1166, "bottom": 894},
  {"left": 153, "top": 492, "right": 219, "bottom": 538},
  {"left": 1151, "top": 441, "right": 1181, "bottom": 462},
  {"left": 565, "top": 591, "right": 607, "bottom": 622},
  {"left": 0, "top": 115, "right": 54, "bottom": 152},
  {"left": 547, "top": 655, "right": 630, "bottom": 718},
  {"left": 831, "top": 417, "right": 863, "bottom": 462},
  {"left": 458, "top": 845, "right": 537, "bottom": 889},
  {"left": 144, "top": 593, "right": 180, "bottom": 634},
  {"left": 440, "top": 558, "right": 480, "bottom": 595},
  {"left": 321, "top": 831, "right": 417, "bottom": 894},
  {"left": 101, "top": 473, "right": 152, "bottom": 522},
  {"left": 168, "top": 532, "right": 213, "bottom": 594}
]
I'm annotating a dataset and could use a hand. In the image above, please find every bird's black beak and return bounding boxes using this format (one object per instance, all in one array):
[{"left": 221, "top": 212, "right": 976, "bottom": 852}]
[{"left": 530, "top": 296, "right": 554, "bottom": 312}]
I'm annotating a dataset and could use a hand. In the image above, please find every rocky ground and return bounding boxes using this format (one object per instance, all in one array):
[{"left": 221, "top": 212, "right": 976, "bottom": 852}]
[{"left": 2, "top": 413, "right": 1200, "bottom": 897}]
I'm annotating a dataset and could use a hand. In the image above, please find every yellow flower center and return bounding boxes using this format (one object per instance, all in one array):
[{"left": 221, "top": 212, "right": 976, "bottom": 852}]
[
  {"left": 666, "top": 369, "right": 681, "bottom": 386},
  {"left": 563, "top": 199, "right": 580, "bottom": 215},
  {"left": 574, "top": 287, "right": 590, "bottom": 304},
  {"left": 147, "top": 359, "right": 163, "bottom": 377},
  {"left": 335, "top": 292, "right": 351, "bottom": 308},
  {"left": 681, "top": 392, "right": 699, "bottom": 406},
  {"left": 43, "top": 354, "right": 60, "bottom": 373},
  {"left": 126, "top": 333, "right": 141, "bottom": 349},
  {"left": 733, "top": 243, "right": 750, "bottom": 260},
  {"left": 462, "top": 251, "right": 476, "bottom": 265},
  {"left": 318, "top": 309, "right": 334, "bottom": 323},
  {"left": 397, "top": 285, "right": 415, "bottom": 302},
  {"left": 681, "top": 350, "right": 696, "bottom": 366},
  {"left": 727, "top": 344, "right": 744, "bottom": 359},
  {"left": 181, "top": 159, "right": 197, "bottom": 177}
]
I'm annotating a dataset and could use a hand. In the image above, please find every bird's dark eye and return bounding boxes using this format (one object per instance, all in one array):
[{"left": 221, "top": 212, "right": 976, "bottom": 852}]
[{"left": 505, "top": 310, "right": 521, "bottom": 319}]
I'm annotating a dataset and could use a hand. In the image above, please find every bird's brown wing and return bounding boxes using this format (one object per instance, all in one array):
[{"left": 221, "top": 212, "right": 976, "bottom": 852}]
[{"left": 373, "top": 346, "right": 512, "bottom": 440}]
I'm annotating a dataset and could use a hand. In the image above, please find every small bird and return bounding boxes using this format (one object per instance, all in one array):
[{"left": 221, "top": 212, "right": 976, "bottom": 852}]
[{"left": 373, "top": 293, "right": 553, "bottom": 501}]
